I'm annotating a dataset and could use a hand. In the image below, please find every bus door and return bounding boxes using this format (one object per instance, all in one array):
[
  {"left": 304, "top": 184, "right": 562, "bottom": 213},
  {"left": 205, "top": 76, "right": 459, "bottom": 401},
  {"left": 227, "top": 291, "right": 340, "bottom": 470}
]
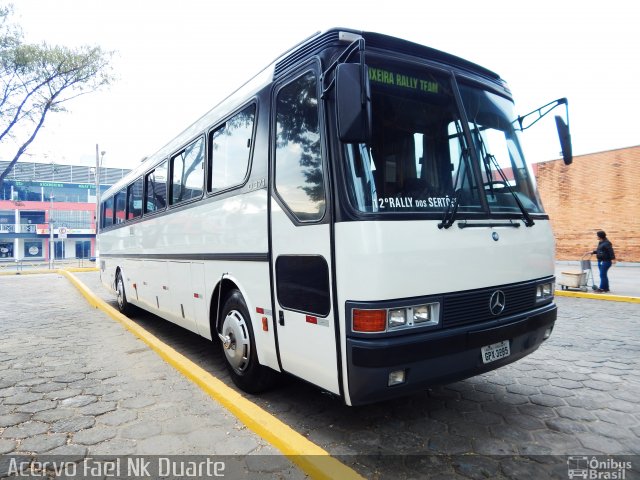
[{"left": 269, "top": 69, "right": 340, "bottom": 395}]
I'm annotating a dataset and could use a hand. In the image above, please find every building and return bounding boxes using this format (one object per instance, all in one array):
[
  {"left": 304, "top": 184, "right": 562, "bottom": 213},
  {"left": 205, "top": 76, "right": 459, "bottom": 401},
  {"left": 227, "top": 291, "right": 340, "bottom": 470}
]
[
  {"left": 534, "top": 145, "right": 640, "bottom": 263},
  {"left": 0, "top": 160, "right": 129, "bottom": 263}
]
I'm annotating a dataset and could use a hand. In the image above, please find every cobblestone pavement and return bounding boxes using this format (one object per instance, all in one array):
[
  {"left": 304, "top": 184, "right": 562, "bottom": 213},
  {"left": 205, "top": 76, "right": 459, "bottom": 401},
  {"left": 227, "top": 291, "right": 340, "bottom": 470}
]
[
  {"left": 77, "top": 271, "right": 640, "bottom": 479},
  {"left": 0, "top": 274, "right": 302, "bottom": 478},
  {"left": 3, "top": 271, "right": 640, "bottom": 479}
]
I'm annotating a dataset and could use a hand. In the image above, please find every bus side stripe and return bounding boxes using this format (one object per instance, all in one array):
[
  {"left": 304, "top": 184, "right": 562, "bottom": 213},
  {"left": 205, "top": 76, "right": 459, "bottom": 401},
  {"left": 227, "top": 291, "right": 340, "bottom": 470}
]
[{"left": 98, "top": 253, "right": 269, "bottom": 262}]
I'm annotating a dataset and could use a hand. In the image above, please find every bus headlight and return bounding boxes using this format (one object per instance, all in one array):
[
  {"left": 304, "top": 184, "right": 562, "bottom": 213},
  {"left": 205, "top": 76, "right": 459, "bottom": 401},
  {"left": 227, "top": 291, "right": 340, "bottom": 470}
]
[
  {"left": 353, "top": 303, "right": 440, "bottom": 333},
  {"left": 388, "top": 304, "right": 440, "bottom": 329},
  {"left": 413, "top": 305, "right": 431, "bottom": 323},
  {"left": 388, "top": 309, "right": 407, "bottom": 328},
  {"left": 536, "top": 282, "right": 555, "bottom": 302},
  {"left": 413, "top": 303, "right": 439, "bottom": 326}
]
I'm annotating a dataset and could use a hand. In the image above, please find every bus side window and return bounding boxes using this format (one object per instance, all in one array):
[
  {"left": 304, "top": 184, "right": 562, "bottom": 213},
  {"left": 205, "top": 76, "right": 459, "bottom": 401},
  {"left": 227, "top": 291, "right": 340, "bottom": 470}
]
[
  {"left": 114, "top": 189, "right": 126, "bottom": 224},
  {"left": 209, "top": 104, "right": 255, "bottom": 192},
  {"left": 127, "top": 177, "right": 143, "bottom": 220},
  {"left": 274, "top": 71, "right": 325, "bottom": 222},
  {"left": 170, "top": 137, "right": 204, "bottom": 205},
  {"left": 102, "top": 197, "right": 114, "bottom": 228},
  {"left": 144, "top": 160, "right": 167, "bottom": 214}
]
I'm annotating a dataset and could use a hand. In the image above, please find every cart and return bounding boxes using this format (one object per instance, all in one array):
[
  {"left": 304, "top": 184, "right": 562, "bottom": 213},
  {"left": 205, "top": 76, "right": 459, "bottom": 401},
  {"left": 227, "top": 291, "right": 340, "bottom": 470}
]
[{"left": 558, "top": 252, "right": 597, "bottom": 292}]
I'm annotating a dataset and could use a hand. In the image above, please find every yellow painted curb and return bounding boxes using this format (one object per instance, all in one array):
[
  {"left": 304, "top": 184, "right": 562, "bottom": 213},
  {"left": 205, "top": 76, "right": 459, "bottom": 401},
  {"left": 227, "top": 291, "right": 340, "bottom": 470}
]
[
  {"left": 65, "top": 267, "right": 99, "bottom": 273},
  {"left": 60, "top": 270, "right": 364, "bottom": 480},
  {"left": 0, "top": 268, "right": 55, "bottom": 276},
  {"left": 555, "top": 290, "right": 640, "bottom": 304},
  {"left": 0, "top": 266, "right": 98, "bottom": 276}
]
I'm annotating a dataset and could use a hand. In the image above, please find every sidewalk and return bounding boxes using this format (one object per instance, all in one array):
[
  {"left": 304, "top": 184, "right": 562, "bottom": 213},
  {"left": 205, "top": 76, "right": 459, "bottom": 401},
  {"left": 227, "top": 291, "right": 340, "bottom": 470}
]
[{"left": 555, "top": 261, "right": 640, "bottom": 298}]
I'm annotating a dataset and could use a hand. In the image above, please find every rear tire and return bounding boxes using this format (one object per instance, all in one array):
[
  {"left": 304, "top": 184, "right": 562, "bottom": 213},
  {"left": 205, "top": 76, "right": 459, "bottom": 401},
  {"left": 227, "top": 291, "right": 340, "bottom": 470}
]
[
  {"left": 218, "top": 290, "right": 276, "bottom": 394},
  {"left": 115, "top": 271, "right": 133, "bottom": 315}
]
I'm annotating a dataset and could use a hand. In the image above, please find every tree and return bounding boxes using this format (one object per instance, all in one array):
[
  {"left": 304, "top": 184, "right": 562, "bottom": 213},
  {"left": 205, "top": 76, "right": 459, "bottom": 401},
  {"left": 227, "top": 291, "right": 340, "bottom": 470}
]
[{"left": 0, "top": 5, "right": 113, "bottom": 188}]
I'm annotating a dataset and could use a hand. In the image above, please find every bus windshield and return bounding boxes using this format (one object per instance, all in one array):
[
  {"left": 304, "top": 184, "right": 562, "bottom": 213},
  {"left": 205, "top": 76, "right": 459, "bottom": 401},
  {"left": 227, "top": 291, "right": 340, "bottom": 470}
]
[
  {"left": 343, "top": 61, "right": 543, "bottom": 216},
  {"left": 458, "top": 84, "right": 543, "bottom": 214}
]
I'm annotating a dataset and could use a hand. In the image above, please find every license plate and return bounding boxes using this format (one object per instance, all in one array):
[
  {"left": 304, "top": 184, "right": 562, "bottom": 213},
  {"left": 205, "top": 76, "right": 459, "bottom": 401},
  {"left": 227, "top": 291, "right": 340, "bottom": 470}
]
[{"left": 481, "top": 340, "right": 510, "bottom": 364}]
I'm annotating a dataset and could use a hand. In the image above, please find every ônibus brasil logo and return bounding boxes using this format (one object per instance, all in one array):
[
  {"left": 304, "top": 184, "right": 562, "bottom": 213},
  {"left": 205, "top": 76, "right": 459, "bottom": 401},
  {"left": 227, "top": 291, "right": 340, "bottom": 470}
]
[{"left": 567, "top": 456, "right": 632, "bottom": 479}]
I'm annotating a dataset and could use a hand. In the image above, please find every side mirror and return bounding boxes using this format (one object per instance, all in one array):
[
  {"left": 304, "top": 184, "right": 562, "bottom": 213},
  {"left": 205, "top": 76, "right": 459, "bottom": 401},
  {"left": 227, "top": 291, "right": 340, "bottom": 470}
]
[
  {"left": 335, "top": 63, "right": 372, "bottom": 143},
  {"left": 555, "top": 115, "right": 573, "bottom": 165}
]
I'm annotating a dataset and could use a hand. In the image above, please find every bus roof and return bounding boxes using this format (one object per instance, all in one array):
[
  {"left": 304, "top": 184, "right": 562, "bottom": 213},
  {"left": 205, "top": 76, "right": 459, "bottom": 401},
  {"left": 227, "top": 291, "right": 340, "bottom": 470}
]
[
  {"left": 274, "top": 28, "right": 502, "bottom": 82},
  {"left": 103, "top": 28, "right": 506, "bottom": 198}
]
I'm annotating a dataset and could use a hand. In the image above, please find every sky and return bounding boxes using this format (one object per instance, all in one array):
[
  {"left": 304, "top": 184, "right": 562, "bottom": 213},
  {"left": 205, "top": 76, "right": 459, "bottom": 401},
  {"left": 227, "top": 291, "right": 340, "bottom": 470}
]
[{"left": 2, "top": 0, "right": 639, "bottom": 170}]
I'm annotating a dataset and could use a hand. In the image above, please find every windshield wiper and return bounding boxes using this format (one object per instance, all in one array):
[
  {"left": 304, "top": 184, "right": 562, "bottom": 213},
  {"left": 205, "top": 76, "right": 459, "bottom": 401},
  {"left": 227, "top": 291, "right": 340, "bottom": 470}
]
[
  {"left": 437, "top": 190, "right": 460, "bottom": 229},
  {"left": 486, "top": 153, "right": 534, "bottom": 227},
  {"left": 439, "top": 121, "right": 469, "bottom": 230},
  {"left": 472, "top": 122, "right": 535, "bottom": 227}
]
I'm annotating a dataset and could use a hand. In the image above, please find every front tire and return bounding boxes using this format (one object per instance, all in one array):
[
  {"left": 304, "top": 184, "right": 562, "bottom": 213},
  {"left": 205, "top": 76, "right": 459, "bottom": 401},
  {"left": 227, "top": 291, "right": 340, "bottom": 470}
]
[
  {"left": 115, "top": 272, "right": 133, "bottom": 315},
  {"left": 218, "top": 290, "right": 275, "bottom": 394}
]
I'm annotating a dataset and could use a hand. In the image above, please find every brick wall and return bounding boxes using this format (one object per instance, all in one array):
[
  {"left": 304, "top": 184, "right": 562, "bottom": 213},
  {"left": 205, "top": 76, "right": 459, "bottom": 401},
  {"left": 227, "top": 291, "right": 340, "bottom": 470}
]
[{"left": 534, "top": 145, "right": 640, "bottom": 262}]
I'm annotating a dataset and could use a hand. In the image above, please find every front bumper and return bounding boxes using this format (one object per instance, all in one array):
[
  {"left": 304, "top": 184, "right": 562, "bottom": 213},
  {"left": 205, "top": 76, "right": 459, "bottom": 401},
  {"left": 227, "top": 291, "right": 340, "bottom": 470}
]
[{"left": 346, "top": 303, "right": 556, "bottom": 405}]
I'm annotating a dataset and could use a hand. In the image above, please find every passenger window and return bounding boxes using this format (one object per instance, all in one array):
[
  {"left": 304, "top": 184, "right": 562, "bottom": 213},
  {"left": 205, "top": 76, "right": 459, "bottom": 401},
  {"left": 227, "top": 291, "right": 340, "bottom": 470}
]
[
  {"left": 114, "top": 190, "right": 126, "bottom": 224},
  {"left": 209, "top": 104, "right": 255, "bottom": 192},
  {"left": 171, "top": 137, "right": 205, "bottom": 205},
  {"left": 144, "top": 160, "right": 167, "bottom": 213},
  {"left": 275, "top": 72, "right": 325, "bottom": 221},
  {"left": 102, "top": 197, "right": 114, "bottom": 228},
  {"left": 127, "top": 177, "right": 143, "bottom": 220}
]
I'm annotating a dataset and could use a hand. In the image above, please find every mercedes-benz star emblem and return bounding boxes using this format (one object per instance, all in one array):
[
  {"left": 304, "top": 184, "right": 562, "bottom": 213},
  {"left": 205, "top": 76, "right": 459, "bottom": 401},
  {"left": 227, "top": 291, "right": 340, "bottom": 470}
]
[{"left": 489, "top": 290, "right": 506, "bottom": 316}]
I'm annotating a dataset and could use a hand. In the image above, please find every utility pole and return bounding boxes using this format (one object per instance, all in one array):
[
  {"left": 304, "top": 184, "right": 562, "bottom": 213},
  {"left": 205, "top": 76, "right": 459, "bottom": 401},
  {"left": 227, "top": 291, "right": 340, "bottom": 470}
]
[
  {"left": 49, "top": 192, "right": 54, "bottom": 269},
  {"left": 95, "top": 144, "right": 100, "bottom": 234},
  {"left": 95, "top": 144, "right": 105, "bottom": 260}
]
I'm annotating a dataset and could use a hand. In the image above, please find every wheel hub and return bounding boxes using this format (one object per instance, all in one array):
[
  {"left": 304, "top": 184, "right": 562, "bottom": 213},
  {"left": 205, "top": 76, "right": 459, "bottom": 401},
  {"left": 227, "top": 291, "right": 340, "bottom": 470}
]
[
  {"left": 116, "top": 278, "right": 125, "bottom": 308},
  {"left": 220, "top": 310, "right": 250, "bottom": 373}
]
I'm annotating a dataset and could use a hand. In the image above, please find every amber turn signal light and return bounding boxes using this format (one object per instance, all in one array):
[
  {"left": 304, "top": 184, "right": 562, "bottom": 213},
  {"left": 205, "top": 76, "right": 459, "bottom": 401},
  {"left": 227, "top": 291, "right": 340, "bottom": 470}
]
[{"left": 353, "top": 309, "right": 386, "bottom": 332}]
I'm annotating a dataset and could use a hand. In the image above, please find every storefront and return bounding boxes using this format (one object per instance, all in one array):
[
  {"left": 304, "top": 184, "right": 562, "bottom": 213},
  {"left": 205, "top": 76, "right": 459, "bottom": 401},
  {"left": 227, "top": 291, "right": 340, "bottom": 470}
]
[
  {"left": 0, "top": 241, "right": 13, "bottom": 258},
  {"left": 23, "top": 240, "right": 43, "bottom": 259}
]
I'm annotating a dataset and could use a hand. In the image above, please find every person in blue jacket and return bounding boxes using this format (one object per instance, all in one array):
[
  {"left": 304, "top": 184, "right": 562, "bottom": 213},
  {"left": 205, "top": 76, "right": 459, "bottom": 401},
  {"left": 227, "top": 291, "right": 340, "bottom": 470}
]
[{"left": 592, "top": 230, "right": 616, "bottom": 293}]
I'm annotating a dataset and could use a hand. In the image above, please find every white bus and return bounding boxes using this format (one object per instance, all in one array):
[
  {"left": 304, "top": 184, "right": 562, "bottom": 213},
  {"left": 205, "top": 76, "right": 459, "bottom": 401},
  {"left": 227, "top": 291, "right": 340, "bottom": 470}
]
[{"left": 98, "top": 29, "right": 572, "bottom": 406}]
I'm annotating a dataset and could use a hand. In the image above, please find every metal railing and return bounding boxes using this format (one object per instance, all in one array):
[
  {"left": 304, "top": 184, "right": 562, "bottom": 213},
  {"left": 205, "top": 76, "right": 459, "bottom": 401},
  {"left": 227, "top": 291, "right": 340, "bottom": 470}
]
[{"left": 0, "top": 258, "right": 97, "bottom": 272}]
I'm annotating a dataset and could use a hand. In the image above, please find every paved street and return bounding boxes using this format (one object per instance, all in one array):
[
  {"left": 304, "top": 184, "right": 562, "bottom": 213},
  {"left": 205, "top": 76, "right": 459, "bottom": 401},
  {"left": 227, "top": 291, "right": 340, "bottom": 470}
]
[{"left": 2, "top": 271, "right": 639, "bottom": 479}]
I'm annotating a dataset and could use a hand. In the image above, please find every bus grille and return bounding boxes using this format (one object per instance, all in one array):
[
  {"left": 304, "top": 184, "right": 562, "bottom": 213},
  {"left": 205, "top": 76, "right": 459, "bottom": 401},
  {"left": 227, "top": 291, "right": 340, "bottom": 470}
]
[{"left": 442, "top": 281, "right": 538, "bottom": 328}]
